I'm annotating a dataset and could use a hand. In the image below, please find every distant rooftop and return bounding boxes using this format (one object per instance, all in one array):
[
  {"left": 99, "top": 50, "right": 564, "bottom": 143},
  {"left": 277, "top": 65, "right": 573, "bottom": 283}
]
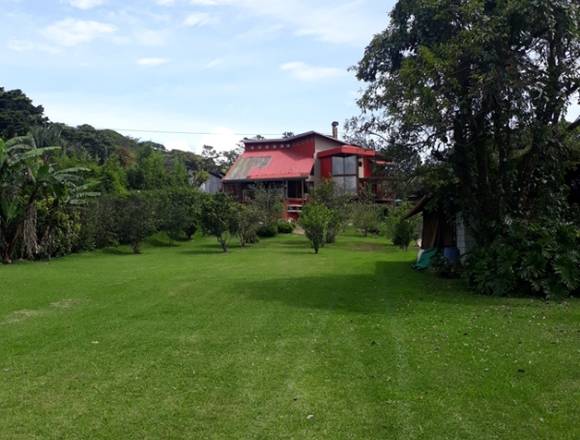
[{"left": 243, "top": 131, "right": 353, "bottom": 146}]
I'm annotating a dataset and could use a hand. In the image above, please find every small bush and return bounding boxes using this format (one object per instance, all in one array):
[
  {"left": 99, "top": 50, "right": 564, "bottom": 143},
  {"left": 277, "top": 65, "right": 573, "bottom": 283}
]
[
  {"left": 352, "top": 202, "right": 381, "bottom": 236},
  {"left": 392, "top": 219, "right": 415, "bottom": 251},
  {"left": 431, "top": 251, "right": 461, "bottom": 278},
  {"left": 465, "top": 220, "right": 580, "bottom": 298},
  {"left": 299, "top": 203, "right": 332, "bottom": 254},
  {"left": 238, "top": 204, "right": 261, "bottom": 247},
  {"left": 277, "top": 220, "right": 294, "bottom": 234},
  {"left": 257, "top": 223, "right": 278, "bottom": 238}
]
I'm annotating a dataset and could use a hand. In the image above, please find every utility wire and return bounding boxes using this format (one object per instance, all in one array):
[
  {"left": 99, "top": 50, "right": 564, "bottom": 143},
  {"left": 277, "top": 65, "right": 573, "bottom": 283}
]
[{"left": 106, "top": 127, "right": 285, "bottom": 136}]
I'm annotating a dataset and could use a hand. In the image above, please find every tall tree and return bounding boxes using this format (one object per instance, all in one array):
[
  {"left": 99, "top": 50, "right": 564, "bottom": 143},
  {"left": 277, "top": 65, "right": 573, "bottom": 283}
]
[
  {"left": 0, "top": 88, "right": 46, "bottom": 139},
  {"left": 355, "top": 0, "right": 580, "bottom": 244}
]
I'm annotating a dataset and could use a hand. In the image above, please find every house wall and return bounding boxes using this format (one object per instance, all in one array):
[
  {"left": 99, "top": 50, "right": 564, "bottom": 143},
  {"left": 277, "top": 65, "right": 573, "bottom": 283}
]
[
  {"left": 200, "top": 174, "right": 223, "bottom": 194},
  {"left": 312, "top": 137, "right": 344, "bottom": 183}
]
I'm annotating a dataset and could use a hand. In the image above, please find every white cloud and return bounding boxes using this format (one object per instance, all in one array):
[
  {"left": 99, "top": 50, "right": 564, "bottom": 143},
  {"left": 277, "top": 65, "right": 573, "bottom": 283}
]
[
  {"left": 43, "top": 19, "right": 116, "bottom": 46},
  {"left": 7, "top": 39, "right": 61, "bottom": 54},
  {"left": 154, "top": 0, "right": 176, "bottom": 5},
  {"left": 280, "top": 61, "right": 345, "bottom": 81},
  {"left": 68, "top": 0, "right": 106, "bottom": 10},
  {"left": 190, "top": 0, "right": 218, "bottom": 5},
  {"left": 204, "top": 57, "right": 224, "bottom": 69},
  {"left": 183, "top": 12, "right": 213, "bottom": 27},
  {"left": 189, "top": 0, "right": 384, "bottom": 45},
  {"left": 134, "top": 29, "right": 168, "bottom": 46},
  {"left": 137, "top": 57, "right": 170, "bottom": 66},
  {"left": 199, "top": 127, "right": 241, "bottom": 152}
]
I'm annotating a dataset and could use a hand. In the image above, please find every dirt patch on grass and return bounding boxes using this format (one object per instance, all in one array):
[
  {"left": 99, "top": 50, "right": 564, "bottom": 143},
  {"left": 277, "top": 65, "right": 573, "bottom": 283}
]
[
  {"left": 2, "top": 298, "right": 83, "bottom": 324},
  {"left": 50, "top": 298, "right": 83, "bottom": 309},
  {"left": 2, "top": 309, "right": 46, "bottom": 324}
]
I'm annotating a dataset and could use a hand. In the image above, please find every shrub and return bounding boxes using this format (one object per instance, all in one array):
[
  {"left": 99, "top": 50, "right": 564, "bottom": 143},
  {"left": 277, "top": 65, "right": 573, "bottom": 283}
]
[
  {"left": 251, "top": 185, "right": 284, "bottom": 225},
  {"left": 352, "top": 202, "right": 381, "bottom": 236},
  {"left": 299, "top": 203, "right": 332, "bottom": 254},
  {"left": 431, "top": 251, "right": 461, "bottom": 278},
  {"left": 257, "top": 223, "right": 278, "bottom": 238},
  {"left": 384, "top": 202, "right": 419, "bottom": 241},
  {"left": 114, "top": 192, "right": 159, "bottom": 254},
  {"left": 238, "top": 204, "right": 261, "bottom": 247},
  {"left": 200, "top": 193, "right": 238, "bottom": 252},
  {"left": 277, "top": 220, "right": 294, "bottom": 234},
  {"left": 392, "top": 219, "right": 415, "bottom": 251},
  {"left": 465, "top": 220, "right": 580, "bottom": 298},
  {"left": 309, "top": 180, "right": 351, "bottom": 244},
  {"left": 115, "top": 192, "right": 159, "bottom": 254},
  {"left": 158, "top": 188, "right": 201, "bottom": 241}
]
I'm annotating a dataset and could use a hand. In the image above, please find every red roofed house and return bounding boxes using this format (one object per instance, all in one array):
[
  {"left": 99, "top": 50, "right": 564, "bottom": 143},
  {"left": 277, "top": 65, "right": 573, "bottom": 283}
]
[{"left": 223, "top": 123, "right": 392, "bottom": 219}]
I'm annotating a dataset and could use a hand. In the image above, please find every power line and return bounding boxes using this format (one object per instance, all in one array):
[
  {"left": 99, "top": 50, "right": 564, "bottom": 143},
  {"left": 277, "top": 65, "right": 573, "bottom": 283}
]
[{"left": 105, "top": 127, "right": 285, "bottom": 137}]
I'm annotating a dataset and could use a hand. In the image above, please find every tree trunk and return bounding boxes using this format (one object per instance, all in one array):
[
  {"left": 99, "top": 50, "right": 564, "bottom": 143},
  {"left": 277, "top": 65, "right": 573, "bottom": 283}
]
[
  {"left": 218, "top": 236, "right": 228, "bottom": 253},
  {"left": 2, "top": 251, "right": 12, "bottom": 265}
]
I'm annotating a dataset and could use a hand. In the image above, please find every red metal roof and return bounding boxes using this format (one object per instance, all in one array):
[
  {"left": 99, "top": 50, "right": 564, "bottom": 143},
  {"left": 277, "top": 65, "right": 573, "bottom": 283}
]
[
  {"left": 223, "top": 149, "right": 314, "bottom": 181},
  {"left": 317, "top": 145, "right": 377, "bottom": 158}
]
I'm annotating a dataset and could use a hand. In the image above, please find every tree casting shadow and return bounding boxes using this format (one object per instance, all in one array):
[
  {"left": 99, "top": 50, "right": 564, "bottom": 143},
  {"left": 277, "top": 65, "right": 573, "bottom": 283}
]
[{"left": 234, "top": 261, "right": 504, "bottom": 315}]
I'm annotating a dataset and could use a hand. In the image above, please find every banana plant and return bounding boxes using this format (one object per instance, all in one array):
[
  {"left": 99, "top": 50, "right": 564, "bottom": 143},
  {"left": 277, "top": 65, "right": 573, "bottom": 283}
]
[{"left": 0, "top": 134, "right": 94, "bottom": 264}]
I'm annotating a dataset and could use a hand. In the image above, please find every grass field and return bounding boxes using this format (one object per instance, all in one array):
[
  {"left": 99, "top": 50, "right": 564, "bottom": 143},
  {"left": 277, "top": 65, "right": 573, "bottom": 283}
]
[{"left": 1, "top": 233, "right": 579, "bottom": 439}]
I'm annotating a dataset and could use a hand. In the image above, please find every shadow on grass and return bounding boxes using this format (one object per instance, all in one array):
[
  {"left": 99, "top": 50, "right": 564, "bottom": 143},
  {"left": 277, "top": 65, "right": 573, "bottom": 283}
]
[
  {"left": 234, "top": 261, "right": 502, "bottom": 315},
  {"left": 101, "top": 247, "right": 133, "bottom": 255},
  {"left": 147, "top": 237, "right": 180, "bottom": 247},
  {"left": 180, "top": 242, "right": 246, "bottom": 255}
]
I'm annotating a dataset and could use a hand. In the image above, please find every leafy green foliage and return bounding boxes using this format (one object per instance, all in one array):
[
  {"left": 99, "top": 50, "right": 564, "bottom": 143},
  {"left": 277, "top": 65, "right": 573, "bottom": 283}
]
[
  {"left": 276, "top": 220, "right": 294, "bottom": 234},
  {"left": 355, "top": 0, "right": 579, "bottom": 235},
  {"left": 250, "top": 185, "right": 284, "bottom": 230},
  {"left": 114, "top": 192, "right": 159, "bottom": 254},
  {"left": 392, "top": 220, "right": 416, "bottom": 251},
  {"left": 159, "top": 188, "right": 202, "bottom": 241},
  {"left": 0, "top": 134, "right": 92, "bottom": 263},
  {"left": 352, "top": 201, "right": 382, "bottom": 237},
  {"left": 299, "top": 203, "right": 332, "bottom": 254},
  {"left": 465, "top": 220, "right": 580, "bottom": 298},
  {"left": 355, "top": 0, "right": 579, "bottom": 296},
  {"left": 256, "top": 224, "right": 278, "bottom": 238},
  {"left": 309, "top": 180, "right": 351, "bottom": 243},
  {"left": 237, "top": 204, "right": 261, "bottom": 247},
  {"left": 200, "top": 193, "right": 239, "bottom": 252},
  {"left": 0, "top": 87, "right": 46, "bottom": 139},
  {"left": 384, "top": 202, "right": 419, "bottom": 250}
]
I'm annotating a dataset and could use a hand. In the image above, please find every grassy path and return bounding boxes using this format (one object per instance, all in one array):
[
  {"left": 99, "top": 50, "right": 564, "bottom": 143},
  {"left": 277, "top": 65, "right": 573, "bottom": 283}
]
[{"left": 0, "top": 233, "right": 578, "bottom": 439}]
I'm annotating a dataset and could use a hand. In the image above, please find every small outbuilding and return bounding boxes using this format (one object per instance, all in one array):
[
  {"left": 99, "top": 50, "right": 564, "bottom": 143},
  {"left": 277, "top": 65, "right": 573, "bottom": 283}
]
[
  {"left": 199, "top": 171, "right": 223, "bottom": 194},
  {"left": 404, "top": 195, "right": 474, "bottom": 269}
]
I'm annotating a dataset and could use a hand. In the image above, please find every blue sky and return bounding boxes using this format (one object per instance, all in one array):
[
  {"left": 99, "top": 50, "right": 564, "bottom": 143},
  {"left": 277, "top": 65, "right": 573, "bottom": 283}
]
[
  {"left": 2, "top": 0, "right": 577, "bottom": 153},
  {"left": 1, "top": 0, "right": 396, "bottom": 152}
]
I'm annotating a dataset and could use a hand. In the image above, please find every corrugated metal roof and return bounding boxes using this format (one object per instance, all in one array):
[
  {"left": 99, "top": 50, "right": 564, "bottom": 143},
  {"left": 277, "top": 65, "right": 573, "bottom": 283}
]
[{"left": 224, "top": 149, "right": 314, "bottom": 181}]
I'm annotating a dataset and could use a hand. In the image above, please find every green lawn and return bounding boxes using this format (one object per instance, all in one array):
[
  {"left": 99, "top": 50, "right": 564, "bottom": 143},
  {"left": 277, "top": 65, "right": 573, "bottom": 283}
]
[{"left": 1, "top": 233, "right": 578, "bottom": 439}]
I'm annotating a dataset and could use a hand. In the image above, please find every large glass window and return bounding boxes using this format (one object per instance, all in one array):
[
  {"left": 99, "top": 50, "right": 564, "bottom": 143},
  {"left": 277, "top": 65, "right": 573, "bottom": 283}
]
[{"left": 332, "top": 155, "right": 358, "bottom": 194}]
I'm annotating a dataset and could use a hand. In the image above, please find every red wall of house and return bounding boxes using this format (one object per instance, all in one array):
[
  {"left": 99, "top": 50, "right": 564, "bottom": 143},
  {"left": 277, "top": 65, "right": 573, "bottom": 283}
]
[
  {"left": 320, "top": 157, "right": 332, "bottom": 178},
  {"left": 244, "top": 135, "right": 316, "bottom": 158},
  {"left": 364, "top": 158, "right": 373, "bottom": 178}
]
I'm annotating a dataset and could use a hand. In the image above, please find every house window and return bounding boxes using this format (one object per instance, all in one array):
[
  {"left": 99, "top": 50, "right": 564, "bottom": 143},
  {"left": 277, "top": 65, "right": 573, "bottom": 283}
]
[{"left": 332, "top": 155, "right": 358, "bottom": 194}]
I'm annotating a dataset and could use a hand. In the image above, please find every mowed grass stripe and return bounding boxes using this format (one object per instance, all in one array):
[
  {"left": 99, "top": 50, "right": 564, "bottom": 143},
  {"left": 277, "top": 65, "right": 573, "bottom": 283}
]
[{"left": 0, "top": 233, "right": 578, "bottom": 439}]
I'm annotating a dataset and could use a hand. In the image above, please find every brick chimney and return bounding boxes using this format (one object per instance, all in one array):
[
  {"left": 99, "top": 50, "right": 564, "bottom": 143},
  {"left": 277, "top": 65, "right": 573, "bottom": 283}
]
[{"left": 331, "top": 121, "right": 339, "bottom": 139}]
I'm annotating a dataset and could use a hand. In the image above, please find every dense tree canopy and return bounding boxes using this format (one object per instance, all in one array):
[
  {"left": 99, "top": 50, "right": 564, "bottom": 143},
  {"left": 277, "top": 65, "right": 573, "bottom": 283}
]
[
  {"left": 356, "top": 0, "right": 579, "bottom": 243},
  {"left": 0, "top": 88, "right": 46, "bottom": 139}
]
